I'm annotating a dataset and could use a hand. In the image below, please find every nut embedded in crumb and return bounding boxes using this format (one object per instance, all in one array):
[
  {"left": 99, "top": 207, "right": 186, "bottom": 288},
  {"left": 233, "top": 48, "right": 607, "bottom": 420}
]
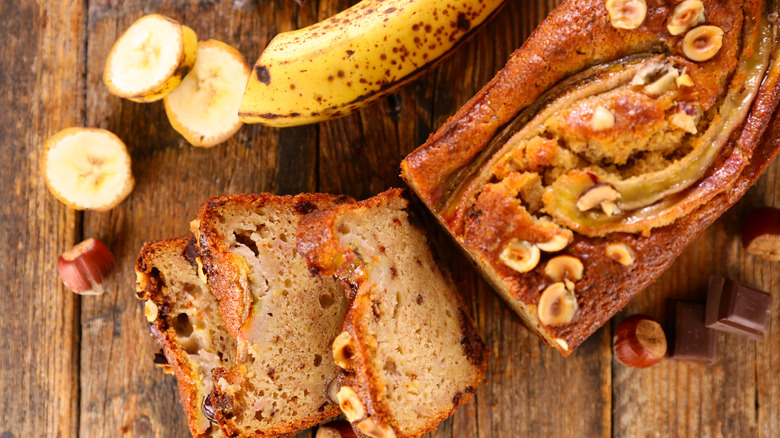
[
  {"left": 576, "top": 183, "right": 620, "bottom": 212},
  {"left": 144, "top": 300, "right": 159, "bottom": 322},
  {"left": 538, "top": 282, "right": 578, "bottom": 326},
  {"left": 544, "top": 255, "right": 584, "bottom": 283},
  {"left": 499, "top": 239, "right": 540, "bottom": 273},
  {"left": 591, "top": 106, "right": 615, "bottom": 131},
  {"left": 337, "top": 386, "right": 365, "bottom": 422},
  {"left": 606, "top": 243, "right": 636, "bottom": 266},
  {"left": 683, "top": 26, "right": 724, "bottom": 62},
  {"left": 536, "top": 234, "right": 571, "bottom": 252},
  {"left": 332, "top": 331, "right": 355, "bottom": 371},
  {"left": 667, "top": 0, "right": 705, "bottom": 36},
  {"left": 605, "top": 0, "right": 647, "bottom": 30}
]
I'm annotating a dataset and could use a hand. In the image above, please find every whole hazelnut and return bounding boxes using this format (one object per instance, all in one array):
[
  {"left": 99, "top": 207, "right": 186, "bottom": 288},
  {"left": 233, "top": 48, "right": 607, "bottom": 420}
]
[
  {"left": 57, "top": 238, "right": 114, "bottom": 295},
  {"left": 613, "top": 315, "right": 667, "bottom": 368}
]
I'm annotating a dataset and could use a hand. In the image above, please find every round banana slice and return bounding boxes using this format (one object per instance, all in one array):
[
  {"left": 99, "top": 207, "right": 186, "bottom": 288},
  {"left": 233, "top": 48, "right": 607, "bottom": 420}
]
[
  {"left": 103, "top": 14, "right": 197, "bottom": 102},
  {"left": 41, "top": 128, "right": 135, "bottom": 212},
  {"left": 164, "top": 40, "right": 251, "bottom": 148}
]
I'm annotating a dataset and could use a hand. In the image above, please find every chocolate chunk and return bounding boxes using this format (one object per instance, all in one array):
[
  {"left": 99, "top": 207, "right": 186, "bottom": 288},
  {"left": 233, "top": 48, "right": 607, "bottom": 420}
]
[
  {"left": 668, "top": 300, "right": 717, "bottom": 364},
  {"left": 705, "top": 276, "right": 772, "bottom": 340}
]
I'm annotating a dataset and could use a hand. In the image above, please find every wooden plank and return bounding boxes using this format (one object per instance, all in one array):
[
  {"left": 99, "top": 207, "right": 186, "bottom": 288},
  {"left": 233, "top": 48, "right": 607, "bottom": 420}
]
[
  {"left": 610, "top": 120, "right": 780, "bottom": 436},
  {"left": 0, "top": 1, "right": 84, "bottom": 437},
  {"left": 78, "top": 1, "right": 310, "bottom": 436}
]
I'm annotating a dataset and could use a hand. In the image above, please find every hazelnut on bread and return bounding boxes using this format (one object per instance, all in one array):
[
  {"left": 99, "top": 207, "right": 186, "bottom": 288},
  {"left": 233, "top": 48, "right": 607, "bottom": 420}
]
[{"left": 401, "top": 0, "right": 780, "bottom": 355}]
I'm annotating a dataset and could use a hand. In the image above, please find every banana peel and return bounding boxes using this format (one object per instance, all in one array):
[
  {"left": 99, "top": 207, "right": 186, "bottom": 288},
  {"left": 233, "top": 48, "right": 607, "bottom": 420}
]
[{"left": 239, "top": 0, "right": 507, "bottom": 127}]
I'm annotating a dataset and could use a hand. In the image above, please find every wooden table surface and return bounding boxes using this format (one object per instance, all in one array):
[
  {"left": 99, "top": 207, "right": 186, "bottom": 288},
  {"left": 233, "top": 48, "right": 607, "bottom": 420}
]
[{"left": 2, "top": 0, "right": 779, "bottom": 437}]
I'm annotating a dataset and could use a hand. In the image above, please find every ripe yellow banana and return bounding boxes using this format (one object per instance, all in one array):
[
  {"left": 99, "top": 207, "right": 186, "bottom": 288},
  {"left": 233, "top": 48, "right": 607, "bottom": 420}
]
[{"left": 239, "top": 0, "right": 507, "bottom": 127}]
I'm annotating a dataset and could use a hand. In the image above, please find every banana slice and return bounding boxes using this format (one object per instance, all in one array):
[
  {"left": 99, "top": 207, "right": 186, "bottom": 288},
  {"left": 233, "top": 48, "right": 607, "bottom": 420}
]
[
  {"left": 103, "top": 14, "right": 197, "bottom": 102},
  {"left": 41, "top": 128, "right": 135, "bottom": 212},
  {"left": 164, "top": 40, "right": 251, "bottom": 147}
]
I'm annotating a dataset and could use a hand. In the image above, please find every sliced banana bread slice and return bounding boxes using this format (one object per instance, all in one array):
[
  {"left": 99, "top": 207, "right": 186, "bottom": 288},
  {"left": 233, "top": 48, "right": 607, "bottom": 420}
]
[
  {"left": 191, "top": 193, "right": 353, "bottom": 437},
  {"left": 297, "top": 189, "right": 488, "bottom": 438},
  {"left": 135, "top": 237, "right": 234, "bottom": 438}
]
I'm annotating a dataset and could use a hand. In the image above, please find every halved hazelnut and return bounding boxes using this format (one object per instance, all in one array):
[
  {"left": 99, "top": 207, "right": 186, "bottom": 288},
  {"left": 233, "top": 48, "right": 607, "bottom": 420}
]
[
  {"left": 683, "top": 25, "right": 724, "bottom": 62},
  {"left": 591, "top": 106, "right": 615, "bottom": 131},
  {"left": 606, "top": 243, "right": 636, "bottom": 266},
  {"left": 499, "top": 239, "right": 540, "bottom": 273},
  {"left": 667, "top": 0, "right": 705, "bottom": 36},
  {"left": 538, "top": 282, "right": 578, "bottom": 326},
  {"left": 544, "top": 256, "right": 584, "bottom": 283},
  {"left": 144, "top": 300, "right": 159, "bottom": 322},
  {"left": 333, "top": 331, "right": 355, "bottom": 371},
  {"left": 356, "top": 418, "right": 397, "bottom": 438},
  {"left": 576, "top": 183, "right": 620, "bottom": 212},
  {"left": 536, "top": 234, "right": 571, "bottom": 252},
  {"left": 605, "top": 0, "right": 647, "bottom": 30},
  {"left": 337, "top": 386, "right": 365, "bottom": 422}
]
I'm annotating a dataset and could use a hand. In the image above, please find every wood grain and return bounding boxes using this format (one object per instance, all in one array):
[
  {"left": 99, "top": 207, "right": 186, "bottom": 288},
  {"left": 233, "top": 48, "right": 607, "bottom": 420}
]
[
  {"left": 1, "top": 0, "right": 778, "bottom": 437},
  {"left": 0, "top": 1, "right": 84, "bottom": 437}
]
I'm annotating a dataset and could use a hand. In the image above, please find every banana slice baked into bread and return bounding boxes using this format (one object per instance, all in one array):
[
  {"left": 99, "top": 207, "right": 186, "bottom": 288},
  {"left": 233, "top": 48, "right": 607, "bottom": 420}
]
[
  {"left": 191, "top": 193, "right": 353, "bottom": 437},
  {"left": 297, "top": 189, "right": 488, "bottom": 438},
  {"left": 401, "top": 0, "right": 780, "bottom": 355},
  {"left": 136, "top": 237, "right": 235, "bottom": 438}
]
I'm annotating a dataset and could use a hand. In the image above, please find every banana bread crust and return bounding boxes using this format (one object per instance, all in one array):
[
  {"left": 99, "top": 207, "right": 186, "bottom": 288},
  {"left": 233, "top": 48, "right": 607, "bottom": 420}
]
[{"left": 401, "top": 0, "right": 780, "bottom": 354}]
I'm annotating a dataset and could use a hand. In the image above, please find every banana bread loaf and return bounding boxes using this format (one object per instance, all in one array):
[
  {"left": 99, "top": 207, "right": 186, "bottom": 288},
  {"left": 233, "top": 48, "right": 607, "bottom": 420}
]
[
  {"left": 191, "top": 193, "right": 353, "bottom": 437},
  {"left": 136, "top": 237, "right": 235, "bottom": 438},
  {"left": 401, "top": 0, "right": 780, "bottom": 355},
  {"left": 297, "top": 189, "right": 488, "bottom": 438}
]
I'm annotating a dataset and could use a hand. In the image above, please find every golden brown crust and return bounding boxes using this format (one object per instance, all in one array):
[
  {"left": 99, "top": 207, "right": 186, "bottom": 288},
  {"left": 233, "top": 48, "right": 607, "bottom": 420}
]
[
  {"left": 401, "top": 0, "right": 779, "bottom": 354},
  {"left": 298, "top": 189, "right": 488, "bottom": 438},
  {"left": 135, "top": 237, "right": 223, "bottom": 438},
  {"left": 192, "top": 193, "right": 353, "bottom": 339},
  {"left": 192, "top": 192, "right": 353, "bottom": 437}
]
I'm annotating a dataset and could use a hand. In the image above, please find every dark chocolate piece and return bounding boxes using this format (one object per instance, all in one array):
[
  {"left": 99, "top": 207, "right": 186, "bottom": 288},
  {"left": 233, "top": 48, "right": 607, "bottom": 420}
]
[
  {"left": 668, "top": 301, "right": 717, "bottom": 364},
  {"left": 705, "top": 276, "right": 772, "bottom": 340}
]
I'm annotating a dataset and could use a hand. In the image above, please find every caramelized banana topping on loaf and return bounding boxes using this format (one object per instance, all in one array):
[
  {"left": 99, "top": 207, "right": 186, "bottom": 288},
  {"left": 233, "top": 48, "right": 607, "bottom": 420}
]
[
  {"left": 401, "top": 0, "right": 780, "bottom": 354},
  {"left": 191, "top": 193, "right": 353, "bottom": 437},
  {"left": 297, "top": 189, "right": 488, "bottom": 438}
]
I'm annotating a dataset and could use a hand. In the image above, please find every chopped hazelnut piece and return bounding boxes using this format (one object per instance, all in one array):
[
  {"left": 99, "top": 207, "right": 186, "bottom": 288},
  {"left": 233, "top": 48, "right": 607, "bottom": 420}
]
[
  {"left": 332, "top": 331, "right": 356, "bottom": 371},
  {"left": 144, "top": 300, "right": 158, "bottom": 322},
  {"left": 644, "top": 67, "right": 679, "bottom": 96},
  {"left": 670, "top": 112, "right": 698, "bottom": 134},
  {"left": 591, "top": 106, "right": 616, "bottom": 131},
  {"left": 538, "top": 282, "right": 578, "bottom": 326},
  {"left": 605, "top": 0, "right": 647, "bottom": 30},
  {"left": 544, "top": 255, "right": 584, "bottom": 283},
  {"left": 554, "top": 338, "right": 570, "bottom": 351},
  {"left": 683, "top": 26, "right": 724, "bottom": 62},
  {"left": 337, "top": 386, "right": 365, "bottom": 422},
  {"left": 576, "top": 183, "right": 620, "bottom": 212},
  {"left": 606, "top": 243, "right": 636, "bottom": 266},
  {"left": 499, "top": 239, "right": 540, "bottom": 273},
  {"left": 667, "top": 0, "right": 705, "bottom": 35},
  {"left": 536, "top": 234, "right": 571, "bottom": 252},
  {"left": 676, "top": 73, "right": 695, "bottom": 87}
]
